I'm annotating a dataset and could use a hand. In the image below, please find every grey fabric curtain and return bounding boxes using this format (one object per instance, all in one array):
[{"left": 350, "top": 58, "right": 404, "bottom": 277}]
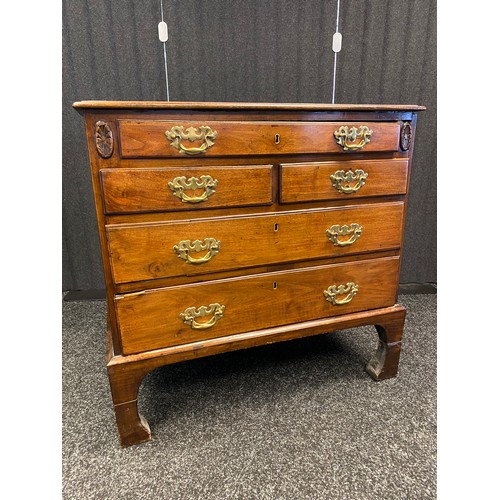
[{"left": 62, "top": 0, "right": 436, "bottom": 290}]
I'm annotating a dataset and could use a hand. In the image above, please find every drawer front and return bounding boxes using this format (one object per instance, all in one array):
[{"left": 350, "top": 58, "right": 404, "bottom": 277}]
[
  {"left": 100, "top": 165, "right": 273, "bottom": 214},
  {"left": 107, "top": 202, "right": 404, "bottom": 284},
  {"left": 280, "top": 159, "right": 409, "bottom": 203},
  {"left": 118, "top": 120, "right": 401, "bottom": 158},
  {"left": 115, "top": 256, "right": 400, "bottom": 354}
]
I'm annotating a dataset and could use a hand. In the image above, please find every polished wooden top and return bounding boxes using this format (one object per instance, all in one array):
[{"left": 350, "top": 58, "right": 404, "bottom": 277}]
[{"left": 73, "top": 100, "right": 426, "bottom": 112}]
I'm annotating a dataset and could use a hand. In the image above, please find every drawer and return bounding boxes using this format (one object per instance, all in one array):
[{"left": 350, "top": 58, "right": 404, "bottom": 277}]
[
  {"left": 100, "top": 165, "right": 273, "bottom": 214},
  {"left": 280, "top": 159, "right": 408, "bottom": 203},
  {"left": 107, "top": 202, "right": 404, "bottom": 284},
  {"left": 117, "top": 120, "right": 401, "bottom": 158},
  {"left": 115, "top": 256, "right": 400, "bottom": 354}
]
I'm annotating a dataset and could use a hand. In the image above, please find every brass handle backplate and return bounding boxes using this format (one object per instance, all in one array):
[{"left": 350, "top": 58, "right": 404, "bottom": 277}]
[
  {"left": 330, "top": 169, "right": 368, "bottom": 194},
  {"left": 168, "top": 175, "right": 218, "bottom": 203},
  {"left": 334, "top": 125, "right": 373, "bottom": 151},
  {"left": 165, "top": 125, "right": 218, "bottom": 155},
  {"left": 326, "top": 223, "right": 363, "bottom": 247},
  {"left": 180, "top": 303, "right": 225, "bottom": 330},
  {"left": 173, "top": 238, "right": 221, "bottom": 264},
  {"left": 324, "top": 282, "right": 359, "bottom": 305}
]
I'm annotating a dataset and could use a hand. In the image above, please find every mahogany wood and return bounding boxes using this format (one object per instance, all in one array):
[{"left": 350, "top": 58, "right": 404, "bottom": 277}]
[
  {"left": 118, "top": 120, "right": 401, "bottom": 158},
  {"left": 101, "top": 164, "right": 273, "bottom": 214},
  {"left": 115, "top": 256, "right": 400, "bottom": 354},
  {"left": 114, "top": 249, "right": 401, "bottom": 294},
  {"left": 366, "top": 307, "right": 407, "bottom": 380},
  {"left": 104, "top": 195, "right": 406, "bottom": 225},
  {"left": 74, "top": 100, "right": 426, "bottom": 112},
  {"left": 106, "top": 305, "right": 407, "bottom": 445},
  {"left": 98, "top": 151, "right": 410, "bottom": 170},
  {"left": 82, "top": 115, "right": 123, "bottom": 352},
  {"left": 111, "top": 401, "right": 151, "bottom": 447},
  {"left": 107, "top": 202, "right": 404, "bottom": 284},
  {"left": 74, "top": 101, "right": 424, "bottom": 446},
  {"left": 280, "top": 159, "right": 409, "bottom": 203}
]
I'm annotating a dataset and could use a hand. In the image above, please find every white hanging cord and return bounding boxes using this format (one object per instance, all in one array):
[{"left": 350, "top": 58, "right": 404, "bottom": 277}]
[
  {"left": 159, "top": 0, "right": 170, "bottom": 101},
  {"left": 332, "top": 0, "right": 342, "bottom": 103}
]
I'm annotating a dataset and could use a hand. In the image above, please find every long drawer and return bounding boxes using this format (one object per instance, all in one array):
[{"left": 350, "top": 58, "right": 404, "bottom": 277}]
[
  {"left": 107, "top": 202, "right": 404, "bottom": 284},
  {"left": 280, "top": 159, "right": 409, "bottom": 203},
  {"left": 100, "top": 164, "right": 273, "bottom": 214},
  {"left": 117, "top": 120, "right": 401, "bottom": 158},
  {"left": 115, "top": 256, "right": 400, "bottom": 354}
]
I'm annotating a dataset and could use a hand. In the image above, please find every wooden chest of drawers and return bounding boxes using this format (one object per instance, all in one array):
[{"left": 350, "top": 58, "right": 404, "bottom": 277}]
[{"left": 73, "top": 101, "right": 424, "bottom": 446}]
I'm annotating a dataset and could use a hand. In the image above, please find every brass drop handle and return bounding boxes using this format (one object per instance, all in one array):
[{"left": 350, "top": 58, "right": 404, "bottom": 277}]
[
  {"left": 180, "top": 303, "right": 225, "bottom": 330},
  {"left": 324, "top": 282, "right": 359, "bottom": 305},
  {"left": 165, "top": 125, "right": 218, "bottom": 155},
  {"left": 330, "top": 169, "right": 368, "bottom": 194},
  {"left": 326, "top": 223, "right": 363, "bottom": 247},
  {"left": 173, "top": 238, "right": 221, "bottom": 264},
  {"left": 334, "top": 125, "right": 373, "bottom": 151},
  {"left": 168, "top": 175, "right": 218, "bottom": 203}
]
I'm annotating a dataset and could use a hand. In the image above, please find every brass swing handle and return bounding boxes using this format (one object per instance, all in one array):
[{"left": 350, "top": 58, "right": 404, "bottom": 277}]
[
  {"left": 326, "top": 223, "right": 363, "bottom": 247},
  {"left": 173, "top": 238, "right": 221, "bottom": 264},
  {"left": 330, "top": 169, "right": 368, "bottom": 194},
  {"left": 180, "top": 303, "right": 225, "bottom": 330},
  {"left": 168, "top": 175, "right": 219, "bottom": 203},
  {"left": 165, "top": 125, "right": 218, "bottom": 155},
  {"left": 334, "top": 125, "right": 373, "bottom": 151},
  {"left": 324, "top": 282, "right": 359, "bottom": 305}
]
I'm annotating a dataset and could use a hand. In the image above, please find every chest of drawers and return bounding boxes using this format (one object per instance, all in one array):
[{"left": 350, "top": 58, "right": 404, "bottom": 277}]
[{"left": 73, "top": 101, "right": 424, "bottom": 446}]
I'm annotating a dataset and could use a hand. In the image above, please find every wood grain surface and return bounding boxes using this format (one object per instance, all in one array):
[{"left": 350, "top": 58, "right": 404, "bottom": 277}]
[
  {"left": 118, "top": 120, "right": 401, "bottom": 158},
  {"left": 280, "top": 158, "right": 408, "bottom": 203},
  {"left": 115, "top": 256, "right": 400, "bottom": 354},
  {"left": 100, "top": 164, "right": 273, "bottom": 213},
  {"left": 106, "top": 202, "right": 404, "bottom": 284},
  {"left": 106, "top": 303, "right": 407, "bottom": 446},
  {"left": 75, "top": 101, "right": 424, "bottom": 446},
  {"left": 73, "top": 100, "right": 426, "bottom": 112}
]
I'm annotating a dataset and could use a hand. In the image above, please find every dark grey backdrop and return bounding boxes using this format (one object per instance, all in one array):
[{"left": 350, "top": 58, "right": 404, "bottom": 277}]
[{"left": 62, "top": 0, "right": 436, "bottom": 291}]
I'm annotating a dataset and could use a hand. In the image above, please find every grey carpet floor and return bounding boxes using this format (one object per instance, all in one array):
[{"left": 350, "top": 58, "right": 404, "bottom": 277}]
[{"left": 62, "top": 294, "right": 436, "bottom": 499}]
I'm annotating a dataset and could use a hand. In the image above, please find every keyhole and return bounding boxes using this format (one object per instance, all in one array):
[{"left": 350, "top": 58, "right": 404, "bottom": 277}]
[
  {"left": 275, "top": 133, "right": 280, "bottom": 144},
  {"left": 273, "top": 281, "right": 278, "bottom": 289},
  {"left": 274, "top": 223, "right": 279, "bottom": 232}
]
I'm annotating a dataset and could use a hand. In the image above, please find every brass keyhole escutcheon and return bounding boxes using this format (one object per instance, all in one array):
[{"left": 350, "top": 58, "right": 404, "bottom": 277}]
[
  {"left": 274, "top": 223, "right": 279, "bottom": 232},
  {"left": 273, "top": 281, "right": 278, "bottom": 290},
  {"left": 275, "top": 133, "right": 280, "bottom": 144}
]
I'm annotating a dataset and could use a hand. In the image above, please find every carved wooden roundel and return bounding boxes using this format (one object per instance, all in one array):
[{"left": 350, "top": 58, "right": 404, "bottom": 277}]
[
  {"left": 400, "top": 121, "right": 412, "bottom": 151},
  {"left": 95, "top": 121, "right": 114, "bottom": 158}
]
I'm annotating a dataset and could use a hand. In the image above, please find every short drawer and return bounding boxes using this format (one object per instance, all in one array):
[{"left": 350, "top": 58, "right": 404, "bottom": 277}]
[
  {"left": 115, "top": 256, "right": 400, "bottom": 354},
  {"left": 107, "top": 202, "right": 404, "bottom": 284},
  {"left": 100, "top": 165, "right": 273, "bottom": 214},
  {"left": 117, "top": 120, "right": 401, "bottom": 158},
  {"left": 280, "top": 159, "right": 409, "bottom": 203}
]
